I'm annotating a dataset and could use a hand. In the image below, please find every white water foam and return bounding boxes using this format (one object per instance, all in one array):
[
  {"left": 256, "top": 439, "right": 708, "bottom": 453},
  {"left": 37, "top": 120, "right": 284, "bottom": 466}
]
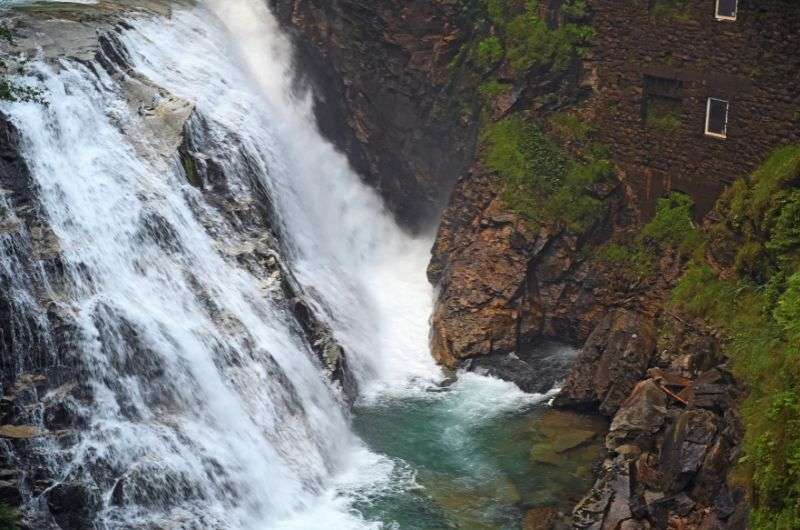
[
  {"left": 0, "top": 0, "right": 558, "bottom": 527},
  {"left": 1, "top": 0, "right": 441, "bottom": 527}
]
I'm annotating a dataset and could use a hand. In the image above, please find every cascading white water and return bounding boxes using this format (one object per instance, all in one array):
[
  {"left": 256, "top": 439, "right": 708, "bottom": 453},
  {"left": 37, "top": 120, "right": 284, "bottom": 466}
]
[{"left": 1, "top": 0, "right": 442, "bottom": 528}]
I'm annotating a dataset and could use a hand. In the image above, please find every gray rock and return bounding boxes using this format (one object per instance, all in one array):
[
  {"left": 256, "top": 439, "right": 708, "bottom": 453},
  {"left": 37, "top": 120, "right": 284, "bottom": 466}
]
[
  {"left": 553, "top": 309, "right": 656, "bottom": 416},
  {"left": 659, "top": 409, "right": 719, "bottom": 494}
]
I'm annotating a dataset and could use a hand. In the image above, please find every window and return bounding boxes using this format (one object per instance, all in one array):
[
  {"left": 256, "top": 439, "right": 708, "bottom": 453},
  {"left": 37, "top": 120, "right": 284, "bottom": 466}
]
[
  {"left": 705, "top": 98, "right": 729, "bottom": 138},
  {"left": 716, "top": 0, "right": 737, "bottom": 20},
  {"left": 643, "top": 76, "right": 683, "bottom": 132}
]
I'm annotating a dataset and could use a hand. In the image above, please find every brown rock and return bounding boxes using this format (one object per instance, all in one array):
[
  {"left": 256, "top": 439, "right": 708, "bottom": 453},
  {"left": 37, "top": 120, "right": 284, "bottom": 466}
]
[
  {"left": 523, "top": 506, "right": 558, "bottom": 530},
  {"left": 0, "top": 425, "right": 43, "bottom": 439},
  {"left": 606, "top": 379, "right": 668, "bottom": 450}
]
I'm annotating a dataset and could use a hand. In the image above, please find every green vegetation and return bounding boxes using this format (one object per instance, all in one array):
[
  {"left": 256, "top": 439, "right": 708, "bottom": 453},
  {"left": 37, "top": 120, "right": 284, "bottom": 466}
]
[
  {"left": 476, "top": 36, "right": 503, "bottom": 68},
  {"left": 670, "top": 146, "right": 800, "bottom": 529},
  {"left": 549, "top": 112, "right": 592, "bottom": 144},
  {"left": 478, "top": 80, "right": 511, "bottom": 105},
  {"left": 597, "top": 192, "right": 701, "bottom": 280},
  {"left": 473, "top": 0, "right": 594, "bottom": 75},
  {"left": 481, "top": 115, "right": 613, "bottom": 234},
  {"left": 645, "top": 97, "right": 682, "bottom": 133},
  {"left": 0, "top": 503, "right": 20, "bottom": 530},
  {"left": 649, "top": 0, "right": 693, "bottom": 22},
  {"left": 465, "top": 0, "right": 594, "bottom": 74}
]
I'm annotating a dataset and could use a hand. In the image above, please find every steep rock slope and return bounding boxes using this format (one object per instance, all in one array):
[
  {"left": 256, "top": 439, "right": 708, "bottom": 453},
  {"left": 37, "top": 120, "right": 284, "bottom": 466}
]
[{"left": 267, "top": 0, "right": 479, "bottom": 230}]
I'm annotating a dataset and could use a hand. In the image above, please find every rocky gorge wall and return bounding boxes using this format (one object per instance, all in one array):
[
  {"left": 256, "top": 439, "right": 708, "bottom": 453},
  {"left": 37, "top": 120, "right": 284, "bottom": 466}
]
[
  {"left": 273, "top": 1, "right": 775, "bottom": 528},
  {"left": 266, "top": 0, "right": 480, "bottom": 231}
]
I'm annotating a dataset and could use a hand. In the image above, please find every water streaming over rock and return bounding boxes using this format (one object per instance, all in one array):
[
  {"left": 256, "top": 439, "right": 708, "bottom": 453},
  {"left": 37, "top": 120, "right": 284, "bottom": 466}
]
[{"left": 0, "top": 1, "right": 442, "bottom": 527}]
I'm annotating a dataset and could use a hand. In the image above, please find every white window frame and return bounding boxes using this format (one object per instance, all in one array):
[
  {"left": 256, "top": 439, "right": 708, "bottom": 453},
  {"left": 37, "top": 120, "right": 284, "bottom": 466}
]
[
  {"left": 705, "top": 97, "right": 729, "bottom": 139},
  {"left": 715, "top": 0, "right": 738, "bottom": 21}
]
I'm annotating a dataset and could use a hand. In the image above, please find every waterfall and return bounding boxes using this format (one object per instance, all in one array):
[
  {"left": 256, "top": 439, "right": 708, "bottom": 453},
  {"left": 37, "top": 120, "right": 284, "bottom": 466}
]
[{"left": 0, "top": 0, "right": 441, "bottom": 528}]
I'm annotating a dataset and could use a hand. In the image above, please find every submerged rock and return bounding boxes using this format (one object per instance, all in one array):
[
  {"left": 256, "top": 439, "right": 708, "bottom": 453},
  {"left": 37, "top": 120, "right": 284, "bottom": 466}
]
[
  {"left": 529, "top": 409, "right": 606, "bottom": 485},
  {"left": 523, "top": 506, "right": 559, "bottom": 530}
]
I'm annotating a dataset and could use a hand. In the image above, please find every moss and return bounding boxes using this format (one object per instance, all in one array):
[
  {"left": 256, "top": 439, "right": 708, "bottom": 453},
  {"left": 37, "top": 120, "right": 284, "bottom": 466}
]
[
  {"left": 596, "top": 192, "right": 701, "bottom": 281},
  {"left": 645, "top": 97, "right": 682, "bottom": 133},
  {"left": 549, "top": 112, "right": 592, "bottom": 144},
  {"left": 481, "top": 115, "right": 611, "bottom": 234},
  {"left": 478, "top": 79, "right": 511, "bottom": 104},
  {"left": 597, "top": 242, "right": 654, "bottom": 280},
  {"left": 650, "top": 0, "right": 693, "bottom": 22},
  {"left": 0, "top": 503, "right": 20, "bottom": 530}
]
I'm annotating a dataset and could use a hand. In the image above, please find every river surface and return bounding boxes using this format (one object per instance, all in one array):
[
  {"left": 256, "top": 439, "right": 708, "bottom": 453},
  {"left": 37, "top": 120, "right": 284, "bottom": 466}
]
[{"left": 0, "top": 1, "right": 597, "bottom": 528}]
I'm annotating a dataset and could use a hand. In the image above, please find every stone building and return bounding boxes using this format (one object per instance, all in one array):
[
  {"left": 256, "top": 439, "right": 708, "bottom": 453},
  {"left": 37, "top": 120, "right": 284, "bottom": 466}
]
[{"left": 587, "top": 0, "right": 800, "bottom": 218}]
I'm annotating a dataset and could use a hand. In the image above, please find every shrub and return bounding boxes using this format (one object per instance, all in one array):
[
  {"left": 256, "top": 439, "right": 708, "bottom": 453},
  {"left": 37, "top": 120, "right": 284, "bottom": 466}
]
[
  {"left": 476, "top": 36, "right": 503, "bottom": 68},
  {"left": 639, "top": 192, "right": 701, "bottom": 254},
  {"left": 481, "top": 115, "right": 611, "bottom": 234}
]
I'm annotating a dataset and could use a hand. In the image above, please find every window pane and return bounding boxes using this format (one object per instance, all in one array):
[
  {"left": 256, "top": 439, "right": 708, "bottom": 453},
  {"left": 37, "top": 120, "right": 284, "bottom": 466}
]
[
  {"left": 717, "top": 0, "right": 737, "bottom": 18},
  {"left": 707, "top": 98, "right": 728, "bottom": 136}
]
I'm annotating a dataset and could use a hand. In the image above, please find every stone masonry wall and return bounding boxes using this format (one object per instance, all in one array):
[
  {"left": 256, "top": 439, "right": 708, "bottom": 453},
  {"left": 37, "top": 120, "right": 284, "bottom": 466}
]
[{"left": 588, "top": 0, "right": 800, "bottom": 218}]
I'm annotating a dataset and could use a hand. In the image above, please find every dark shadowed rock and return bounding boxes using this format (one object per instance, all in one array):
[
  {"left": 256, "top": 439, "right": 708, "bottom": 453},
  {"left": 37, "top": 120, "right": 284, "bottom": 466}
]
[
  {"left": 45, "top": 482, "right": 100, "bottom": 530},
  {"left": 267, "top": 0, "right": 478, "bottom": 230},
  {"left": 659, "top": 409, "right": 719, "bottom": 495},
  {"left": 466, "top": 342, "right": 578, "bottom": 394},
  {"left": 553, "top": 309, "right": 656, "bottom": 416}
]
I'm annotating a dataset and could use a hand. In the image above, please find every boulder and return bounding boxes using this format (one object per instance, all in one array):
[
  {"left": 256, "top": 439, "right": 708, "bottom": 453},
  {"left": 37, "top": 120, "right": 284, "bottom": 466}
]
[
  {"left": 659, "top": 410, "right": 719, "bottom": 494},
  {"left": 45, "top": 481, "right": 100, "bottom": 530},
  {"left": 553, "top": 310, "right": 656, "bottom": 416},
  {"left": 606, "top": 379, "right": 668, "bottom": 450}
]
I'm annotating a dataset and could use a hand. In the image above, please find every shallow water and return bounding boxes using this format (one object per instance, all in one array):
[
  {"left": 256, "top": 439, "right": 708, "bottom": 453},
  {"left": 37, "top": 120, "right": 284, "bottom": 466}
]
[{"left": 353, "top": 373, "right": 602, "bottom": 529}]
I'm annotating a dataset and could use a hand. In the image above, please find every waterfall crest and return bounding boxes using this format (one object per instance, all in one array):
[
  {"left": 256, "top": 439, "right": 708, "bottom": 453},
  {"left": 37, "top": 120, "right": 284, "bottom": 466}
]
[{"left": 0, "top": 1, "right": 440, "bottom": 527}]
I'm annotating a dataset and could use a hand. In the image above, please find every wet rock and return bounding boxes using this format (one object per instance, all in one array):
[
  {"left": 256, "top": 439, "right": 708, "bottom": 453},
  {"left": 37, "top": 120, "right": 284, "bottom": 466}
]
[
  {"left": 523, "top": 506, "right": 558, "bottom": 530},
  {"left": 573, "top": 455, "right": 635, "bottom": 529},
  {"left": 553, "top": 310, "right": 656, "bottom": 416},
  {"left": 605, "top": 379, "right": 667, "bottom": 450},
  {"left": 531, "top": 409, "right": 606, "bottom": 467},
  {"left": 45, "top": 481, "right": 100, "bottom": 530},
  {"left": 659, "top": 410, "right": 718, "bottom": 494},
  {"left": 0, "top": 475, "right": 22, "bottom": 507},
  {"left": 466, "top": 342, "right": 577, "bottom": 394}
]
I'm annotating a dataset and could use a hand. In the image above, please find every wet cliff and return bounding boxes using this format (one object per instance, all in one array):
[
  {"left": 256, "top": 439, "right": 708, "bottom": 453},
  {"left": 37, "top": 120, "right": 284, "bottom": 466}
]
[{"left": 267, "top": 0, "right": 480, "bottom": 231}]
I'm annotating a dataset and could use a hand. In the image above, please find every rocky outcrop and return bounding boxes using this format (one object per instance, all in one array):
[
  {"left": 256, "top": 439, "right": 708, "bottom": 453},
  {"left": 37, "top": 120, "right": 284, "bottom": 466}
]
[
  {"left": 427, "top": 161, "right": 633, "bottom": 370},
  {"left": 553, "top": 310, "right": 656, "bottom": 416},
  {"left": 569, "top": 317, "right": 744, "bottom": 529},
  {"left": 267, "top": 0, "right": 479, "bottom": 230}
]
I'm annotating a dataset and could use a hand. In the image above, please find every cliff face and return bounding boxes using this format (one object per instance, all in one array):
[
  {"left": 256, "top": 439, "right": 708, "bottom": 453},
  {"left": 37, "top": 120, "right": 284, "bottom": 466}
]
[{"left": 267, "top": 0, "right": 479, "bottom": 231}]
